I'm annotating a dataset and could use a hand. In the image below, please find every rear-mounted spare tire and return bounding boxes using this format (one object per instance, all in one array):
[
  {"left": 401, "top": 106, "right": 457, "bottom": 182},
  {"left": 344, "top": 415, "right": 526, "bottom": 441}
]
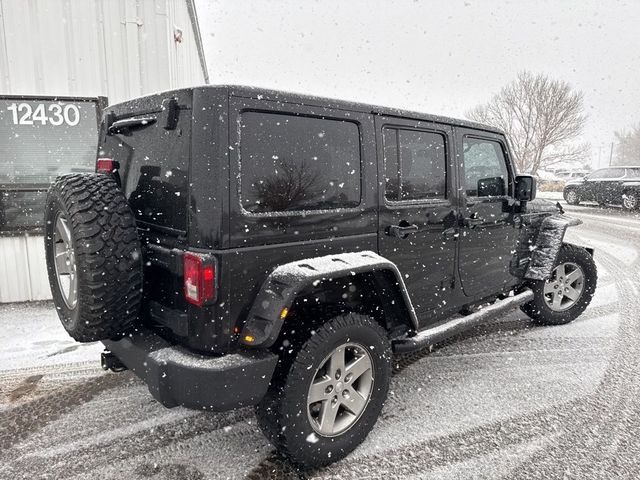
[{"left": 45, "top": 173, "right": 143, "bottom": 342}]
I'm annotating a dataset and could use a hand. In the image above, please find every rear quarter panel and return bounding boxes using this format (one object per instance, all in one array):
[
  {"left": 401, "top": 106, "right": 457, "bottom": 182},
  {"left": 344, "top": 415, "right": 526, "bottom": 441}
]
[{"left": 220, "top": 94, "right": 378, "bottom": 338}]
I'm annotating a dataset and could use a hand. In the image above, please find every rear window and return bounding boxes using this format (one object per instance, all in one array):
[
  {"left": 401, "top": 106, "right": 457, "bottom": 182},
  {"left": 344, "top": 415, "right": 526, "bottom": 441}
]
[
  {"left": 239, "top": 112, "right": 361, "bottom": 213},
  {"left": 99, "top": 112, "right": 190, "bottom": 232}
]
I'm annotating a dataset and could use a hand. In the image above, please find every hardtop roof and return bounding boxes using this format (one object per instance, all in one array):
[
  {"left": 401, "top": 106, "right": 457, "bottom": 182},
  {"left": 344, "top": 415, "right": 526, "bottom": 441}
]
[
  {"left": 222, "top": 85, "right": 503, "bottom": 134},
  {"left": 108, "top": 84, "right": 504, "bottom": 135}
]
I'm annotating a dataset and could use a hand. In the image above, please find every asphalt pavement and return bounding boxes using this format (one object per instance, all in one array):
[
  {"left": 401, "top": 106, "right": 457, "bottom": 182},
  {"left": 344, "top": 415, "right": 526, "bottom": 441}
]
[{"left": 1, "top": 201, "right": 639, "bottom": 479}]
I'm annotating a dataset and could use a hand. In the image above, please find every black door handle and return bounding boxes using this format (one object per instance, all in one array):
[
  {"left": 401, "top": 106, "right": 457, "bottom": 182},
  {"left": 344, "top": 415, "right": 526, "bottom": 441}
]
[
  {"left": 442, "top": 227, "right": 458, "bottom": 239},
  {"left": 463, "top": 216, "right": 484, "bottom": 228},
  {"left": 387, "top": 223, "right": 419, "bottom": 238}
]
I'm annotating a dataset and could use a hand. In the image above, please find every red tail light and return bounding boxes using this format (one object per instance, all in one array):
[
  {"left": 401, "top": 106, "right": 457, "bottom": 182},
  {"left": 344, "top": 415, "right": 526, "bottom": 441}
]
[
  {"left": 183, "top": 252, "right": 216, "bottom": 306},
  {"left": 96, "top": 158, "right": 116, "bottom": 173}
]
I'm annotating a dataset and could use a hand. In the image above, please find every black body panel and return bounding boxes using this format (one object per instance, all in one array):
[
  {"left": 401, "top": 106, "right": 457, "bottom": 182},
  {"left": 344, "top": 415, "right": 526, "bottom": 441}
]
[
  {"left": 98, "top": 84, "right": 575, "bottom": 365},
  {"left": 103, "top": 329, "right": 278, "bottom": 410}
]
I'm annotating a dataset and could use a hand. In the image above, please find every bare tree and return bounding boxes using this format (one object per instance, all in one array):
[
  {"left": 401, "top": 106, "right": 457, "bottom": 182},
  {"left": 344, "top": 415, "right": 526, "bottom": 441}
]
[
  {"left": 253, "top": 159, "right": 320, "bottom": 211},
  {"left": 466, "top": 71, "right": 587, "bottom": 175},
  {"left": 614, "top": 124, "right": 640, "bottom": 165}
]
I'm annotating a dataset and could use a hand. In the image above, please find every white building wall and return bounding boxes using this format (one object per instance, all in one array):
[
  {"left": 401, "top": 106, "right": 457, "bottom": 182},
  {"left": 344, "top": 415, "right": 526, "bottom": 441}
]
[
  {"left": 0, "top": 0, "right": 208, "bottom": 302},
  {"left": 0, "top": 0, "right": 207, "bottom": 102},
  {"left": 0, "top": 234, "right": 50, "bottom": 302}
]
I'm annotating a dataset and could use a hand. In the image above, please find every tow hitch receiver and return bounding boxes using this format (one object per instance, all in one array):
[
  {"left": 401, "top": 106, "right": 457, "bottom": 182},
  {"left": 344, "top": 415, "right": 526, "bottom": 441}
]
[{"left": 101, "top": 350, "right": 128, "bottom": 372}]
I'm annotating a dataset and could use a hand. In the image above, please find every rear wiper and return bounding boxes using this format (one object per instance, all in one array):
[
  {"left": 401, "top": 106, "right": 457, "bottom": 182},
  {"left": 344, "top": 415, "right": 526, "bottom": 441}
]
[{"left": 108, "top": 116, "right": 157, "bottom": 135}]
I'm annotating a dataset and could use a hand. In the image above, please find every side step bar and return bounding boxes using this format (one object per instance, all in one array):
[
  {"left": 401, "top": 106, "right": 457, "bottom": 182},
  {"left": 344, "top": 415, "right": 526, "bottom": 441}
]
[{"left": 392, "top": 289, "right": 535, "bottom": 354}]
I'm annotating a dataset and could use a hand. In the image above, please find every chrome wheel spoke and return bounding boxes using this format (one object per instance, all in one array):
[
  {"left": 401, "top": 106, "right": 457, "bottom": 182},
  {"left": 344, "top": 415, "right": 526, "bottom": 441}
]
[
  {"left": 346, "top": 353, "right": 372, "bottom": 384},
  {"left": 67, "top": 280, "right": 77, "bottom": 306},
  {"left": 308, "top": 376, "right": 333, "bottom": 404},
  {"left": 342, "top": 391, "right": 367, "bottom": 416},
  {"left": 329, "top": 347, "right": 346, "bottom": 379},
  {"left": 552, "top": 291, "right": 563, "bottom": 309},
  {"left": 53, "top": 214, "right": 77, "bottom": 309},
  {"left": 55, "top": 250, "right": 70, "bottom": 274},
  {"left": 565, "top": 269, "right": 583, "bottom": 285},
  {"left": 56, "top": 217, "right": 72, "bottom": 245},
  {"left": 564, "top": 286, "right": 581, "bottom": 302},
  {"left": 543, "top": 281, "right": 557, "bottom": 295},
  {"left": 555, "top": 263, "right": 566, "bottom": 280},
  {"left": 318, "top": 400, "right": 339, "bottom": 435}
]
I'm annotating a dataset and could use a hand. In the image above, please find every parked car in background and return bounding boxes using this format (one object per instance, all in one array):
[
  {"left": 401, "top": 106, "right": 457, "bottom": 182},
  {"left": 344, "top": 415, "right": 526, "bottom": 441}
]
[
  {"left": 563, "top": 166, "right": 640, "bottom": 210},
  {"left": 555, "top": 170, "right": 590, "bottom": 181}
]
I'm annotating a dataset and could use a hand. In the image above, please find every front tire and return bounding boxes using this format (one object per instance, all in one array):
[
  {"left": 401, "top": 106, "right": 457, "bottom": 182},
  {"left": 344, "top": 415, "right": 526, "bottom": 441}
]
[
  {"left": 622, "top": 192, "right": 639, "bottom": 210},
  {"left": 255, "top": 313, "right": 392, "bottom": 469},
  {"left": 521, "top": 244, "right": 597, "bottom": 325}
]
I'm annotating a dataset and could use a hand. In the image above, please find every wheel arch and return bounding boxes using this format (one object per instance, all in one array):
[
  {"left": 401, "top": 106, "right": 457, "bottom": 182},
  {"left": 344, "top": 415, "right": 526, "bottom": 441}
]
[
  {"left": 239, "top": 251, "right": 418, "bottom": 348},
  {"left": 524, "top": 214, "right": 588, "bottom": 281}
]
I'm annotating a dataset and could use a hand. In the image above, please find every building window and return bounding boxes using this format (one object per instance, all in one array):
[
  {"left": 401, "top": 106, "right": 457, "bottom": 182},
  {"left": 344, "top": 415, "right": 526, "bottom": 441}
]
[
  {"left": 383, "top": 127, "right": 447, "bottom": 201},
  {"left": 239, "top": 112, "right": 361, "bottom": 213},
  {"left": 0, "top": 98, "right": 99, "bottom": 233}
]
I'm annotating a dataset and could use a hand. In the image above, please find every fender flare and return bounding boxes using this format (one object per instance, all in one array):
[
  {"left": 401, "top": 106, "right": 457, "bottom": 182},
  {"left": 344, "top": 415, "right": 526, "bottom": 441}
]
[
  {"left": 524, "top": 214, "right": 583, "bottom": 281},
  {"left": 239, "top": 251, "right": 418, "bottom": 348}
]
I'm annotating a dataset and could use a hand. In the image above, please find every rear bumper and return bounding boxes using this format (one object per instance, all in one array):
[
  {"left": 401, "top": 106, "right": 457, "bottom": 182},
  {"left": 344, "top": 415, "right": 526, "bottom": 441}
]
[{"left": 102, "top": 329, "right": 278, "bottom": 411}]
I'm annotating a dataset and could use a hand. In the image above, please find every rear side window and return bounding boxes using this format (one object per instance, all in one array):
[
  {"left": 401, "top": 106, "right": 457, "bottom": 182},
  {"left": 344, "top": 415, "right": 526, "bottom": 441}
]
[
  {"left": 606, "top": 168, "right": 625, "bottom": 178},
  {"left": 239, "top": 112, "right": 361, "bottom": 213},
  {"left": 590, "top": 168, "right": 624, "bottom": 179},
  {"left": 463, "top": 137, "right": 509, "bottom": 197},
  {"left": 383, "top": 128, "right": 447, "bottom": 201}
]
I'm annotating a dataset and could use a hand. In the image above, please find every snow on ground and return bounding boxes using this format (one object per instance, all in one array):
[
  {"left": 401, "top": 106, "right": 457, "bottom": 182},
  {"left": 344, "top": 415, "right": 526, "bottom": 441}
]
[
  {"left": 0, "top": 301, "right": 102, "bottom": 371},
  {"left": 0, "top": 203, "right": 638, "bottom": 479}
]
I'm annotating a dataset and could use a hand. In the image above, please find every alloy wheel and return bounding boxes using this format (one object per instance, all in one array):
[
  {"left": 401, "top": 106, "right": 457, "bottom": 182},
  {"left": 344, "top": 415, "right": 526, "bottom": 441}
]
[
  {"left": 307, "top": 342, "right": 374, "bottom": 437},
  {"left": 623, "top": 194, "right": 638, "bottom": 210},
  {"left": 53, "top": 214, "right": 78, "bottom": 309},
  {"left": 543, "top": 262, "right": 584, "bottom": 312}
]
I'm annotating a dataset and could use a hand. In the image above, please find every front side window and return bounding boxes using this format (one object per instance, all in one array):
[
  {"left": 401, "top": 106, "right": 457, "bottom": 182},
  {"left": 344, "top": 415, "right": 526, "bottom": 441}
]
[
  {"left": 239, "top": 112, "right": 361, "bottom": 213},
  {"left": 383, "top": 128, "right": 446, "bottom": 201},
  {"left": 463, "top": 137, "right": 509, "bottom": 197},
  {"left": 590, "top": 168, "right": 625, "bottom": 179}
]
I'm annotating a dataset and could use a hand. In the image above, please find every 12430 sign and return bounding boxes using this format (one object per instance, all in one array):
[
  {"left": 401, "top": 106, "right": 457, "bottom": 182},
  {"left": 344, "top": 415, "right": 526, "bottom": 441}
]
[{"left": 6, "top": 102, "right": 81, "bottom": 127}]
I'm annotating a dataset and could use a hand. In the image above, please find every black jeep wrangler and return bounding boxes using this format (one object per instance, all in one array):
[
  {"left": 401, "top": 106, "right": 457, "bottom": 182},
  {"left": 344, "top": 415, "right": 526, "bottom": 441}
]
[{"left": 45, "top": 85, "right": 597, "bottom": 468}]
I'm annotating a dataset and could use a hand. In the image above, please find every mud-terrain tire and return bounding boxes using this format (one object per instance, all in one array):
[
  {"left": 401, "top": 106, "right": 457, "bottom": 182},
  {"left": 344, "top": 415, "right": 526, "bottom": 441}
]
[
  {"left": 45, "top": 173, "right": 142, "bottom": 342},
  {"left": 255, "top": 313, "right": 392, "bottom": 469},
  {"left": 622, "top": 191, "right": 639, "bottom": 210},
  {"left": 521, "top": 244, "right": 597, "bottom": 325},
  {"left": 564, "top": 189, "right": 580, "bottom": 205}
]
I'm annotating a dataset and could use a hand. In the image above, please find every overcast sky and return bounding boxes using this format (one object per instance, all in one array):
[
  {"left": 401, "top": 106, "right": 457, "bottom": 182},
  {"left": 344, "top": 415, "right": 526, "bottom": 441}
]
[{"left": 195, "top": 0, "right": 640, "bottom": 168}]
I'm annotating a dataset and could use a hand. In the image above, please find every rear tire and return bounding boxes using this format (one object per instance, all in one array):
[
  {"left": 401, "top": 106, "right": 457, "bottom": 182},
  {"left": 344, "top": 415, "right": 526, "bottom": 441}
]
[
  {"left": 521, "top": 244, "right": 597, "bottom": 325},
  {"left": 564, "top": 189, "right": 580, "bottom": 205},
  {"left": 255, "top": 313, "right": 391, "bottom": 469},
  {"left": 45, "top": 173, "right": 142, "bottom": 342}
]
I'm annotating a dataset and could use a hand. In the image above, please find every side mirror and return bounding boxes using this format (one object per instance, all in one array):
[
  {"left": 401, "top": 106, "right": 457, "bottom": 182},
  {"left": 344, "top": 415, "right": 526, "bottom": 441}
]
[
  {"left": 477, "top": 176, "right": 506, "bottom": 197},
  {"left": 515, "top": 175, "right": 536, "bottom": 202}
]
